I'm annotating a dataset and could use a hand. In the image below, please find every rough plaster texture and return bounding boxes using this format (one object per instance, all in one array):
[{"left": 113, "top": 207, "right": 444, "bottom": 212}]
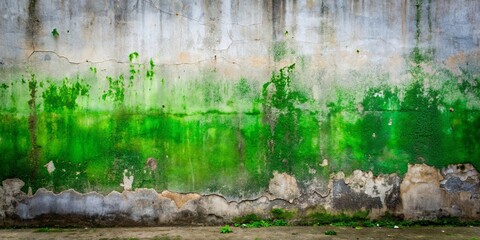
[
  {"left": 400, "top": 164, "right": 480, "bottom": 220},
  {"left": 400, "top": 164, "right": 445, "bottom": 219},
  {"left": 0, "top": 164, "right": 477, "bottom": 226},
  {"left": 267, "top": 171, "right": 301, "bottom": 203}
]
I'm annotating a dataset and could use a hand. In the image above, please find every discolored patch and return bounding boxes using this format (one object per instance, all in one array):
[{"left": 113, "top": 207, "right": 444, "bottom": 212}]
[
  {"left": 268, "top": 171, "right": 301, "bottom": 203},
  {"left": 146, "top": 157, "right": 157, "bottom": 171},
  {"left": 332, "top": 179, "right": 383, "bottom": 211},
  {"left": 160, "top": 190, "right": 201, "bottom": 209},
  {"left": 44, "top": 160, "right": 55, "bottom": 174}
]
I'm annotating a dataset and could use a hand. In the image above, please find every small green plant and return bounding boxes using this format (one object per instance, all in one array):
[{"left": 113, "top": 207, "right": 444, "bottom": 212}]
[
  {"left": 220, "top": 225, "right": 232, "bottom": 234},
  {"left": 233, "top": 213, "right": 261, "bottom": 224},
  {"left": 89, "top": 66, "right": 97, "bottom": 74},
  {"left": 51, "top": 28, "right": 59, "bottom": 37},
  {"left": 272, "top": 219, "right": 288, "bottom": 226},
  {"left": 301, "top": 211, "right": 480, "bottom": 228},
  {"left": 324, "top": 230, "right": 337, "bottom": 235},
  {"left": 302, "top": 211, "right": 370, "bottom": 227},
  {"left": 248, "top": 220, "right": 271, "bottom": 228},
  {"left": 271, "top": 208, "right": 294, "bottom": 220},
  {"left": 233, "top": 212, "right": 288, "bottom": 228}
]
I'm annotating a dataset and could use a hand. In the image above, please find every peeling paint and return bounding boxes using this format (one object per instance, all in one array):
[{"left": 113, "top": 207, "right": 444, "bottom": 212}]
[
  {"left": 44, "top": 160, "right": 55, "bottom": 174},
  {"left": 121, "top": 170, "right": 134, "bottom": 191}
]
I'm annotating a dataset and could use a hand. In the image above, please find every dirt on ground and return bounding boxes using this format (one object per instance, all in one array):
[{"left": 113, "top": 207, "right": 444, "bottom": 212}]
[{"left": 0, "top": 226, "right": 479, "bottom": 240}]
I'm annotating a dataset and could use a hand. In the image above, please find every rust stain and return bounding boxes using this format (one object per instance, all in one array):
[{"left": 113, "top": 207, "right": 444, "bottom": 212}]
[
  {"left": 444, "top": 52, "right": 467, "bottom": 74},
  {"left": 306, "top": 0, "right": 314, "bottom": 10},
  {"left": 248, "top": 56, "right": 268, "bottom": 67},
  {"left": 177, "top": 52, "right": 190, "bottom": 63}
]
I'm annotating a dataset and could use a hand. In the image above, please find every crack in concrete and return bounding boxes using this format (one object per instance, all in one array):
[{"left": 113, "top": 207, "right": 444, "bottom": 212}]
[
  {"left": 26, "top": 50, "right": 223, "bottom": 67},
  {"left": 313, "top": 189, "right": 331, "bottom": 198},
  {"left": 27, "top": 50, "right": 127, "bottom": 65}
]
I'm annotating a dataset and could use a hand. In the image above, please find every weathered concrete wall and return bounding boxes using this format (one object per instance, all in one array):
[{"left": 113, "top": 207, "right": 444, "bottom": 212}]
[
  {"left": 1, "top": 163, "right": 479, "bottom": 226},
  {"left": 1, "top": 0, "right": 480, "bottom": 225}
]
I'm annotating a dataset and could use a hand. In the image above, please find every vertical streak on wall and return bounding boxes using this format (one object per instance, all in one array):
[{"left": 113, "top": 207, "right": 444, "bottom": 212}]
[
  {"left": 415, "top": 0, "right": 422, "bottom": 47},
  {"left": 401, "top": 0, "right": 407, "bottom": 47},
  {"left": 27, "top": 76, "right": 39, "bottom": 182},
  {"left": 427, "top": 0, "right": 432, "bottom": 36},
  {"left": 27, "top": 0, "right": 38, "bottom": 52},
  {"left": 272, "top": 0, "right": 286, "bottom": 41},
  {"left": 187, "top": 129, "right": 195, "bottom": 191}
]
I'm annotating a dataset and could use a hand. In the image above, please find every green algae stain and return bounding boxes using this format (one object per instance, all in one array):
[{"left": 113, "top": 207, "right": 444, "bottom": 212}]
[
  {"left": 262, "top": 64, "right": 313, "bottom": 174},
  {"left": 0, "top": 110, "right": 271, "bottom": 195},
  {"left": 2, "top": 47, "right": 480, "bottom": 196},
  {"left": 146, "top": 58, "right": 155, "bottom": 81},
  {"left": 271, "top": 41, "right": 287, "bottom": 62},
  {"left": 321, "top": 64, "right": 480, "bottom": 175},
  {"left": 128, "top": 51, "right": 139, "bottom": 62},
  {"left": 362, "top": 87, "right": 400, "bottom": 111},
  {"left": 42, "top": 78, "right": 90, "bottom": 112},
  {"left": 0, "top": 114, "right": 31, "bottom": 181},
  {"left": 102, "top": 75, "right": 125, "bottom": 106},
  {"left": 234, "top": 77, "right": 251, "bottom": 98}
]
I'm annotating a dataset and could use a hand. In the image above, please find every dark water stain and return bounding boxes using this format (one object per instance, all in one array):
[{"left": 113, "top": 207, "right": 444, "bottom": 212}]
[{"left": 27, "top": 75, "right": 40, "bottom": 182}]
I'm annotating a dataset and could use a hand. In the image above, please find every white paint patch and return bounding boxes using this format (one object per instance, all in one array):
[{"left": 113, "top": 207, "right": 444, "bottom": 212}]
[
  {"left": 320, "top": 159, "right": 329, "bottom": 167},
  {"left": 373, "top": 90, "right": 384, "bottom": 98},
  {"left": 44, "top": 161, "right": 55, "bottom": 174},
  {"left": 120, "top": 169, "right": 134, "bottom": 191},
  {"left": 442, "top": 163, "right": 479, "bottom": 182}
]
